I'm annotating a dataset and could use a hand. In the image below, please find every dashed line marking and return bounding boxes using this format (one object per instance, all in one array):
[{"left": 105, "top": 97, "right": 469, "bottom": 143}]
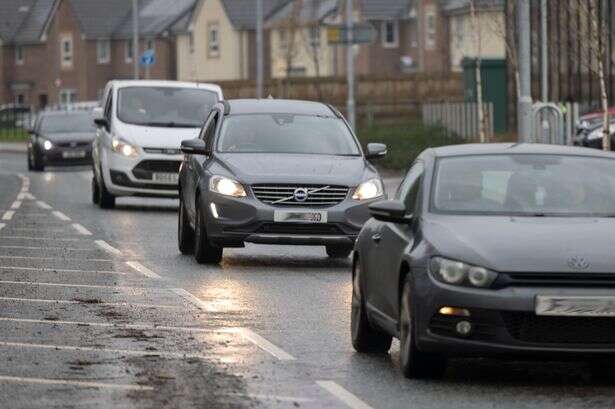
[
  {"left": 126, "top": 261, "right": 162, "bottom": 279},
  {"left": 170, "top": 288, "right": 216, "bottom": 312},
  {"left": 0, "top": 375, "right": 154, "bottom": 391},
  {"left": 0, "top": 245, "right": 97, "bottom": 251},
  {"left": 0, "top": 296, "right": 180, "bottom": 309},
  {"left": 72, "top": 223, "right": 92, "bottom": 235},
  {"left": 0, "top": 236, "right": 84, "bottom": 242},
  {"left": 0, "top": 255, "right": 112, "bottom": 262},
  {"left": 95, "top": 240, "right": 122, "bottom": 256},
  {"left": 36, "top": 201, "right": 52, "bottom": 210},
  {"left": 226, "top": 328, "right": 296, "bottom": 361},
  {"left": 316, "top": 381, "right": 374, "bottom": 409},
  {"left": 10, "top": 201, "right": 21, "bottom": 210},
  {"left": 0, "top": 280, "right": 163, "bottom": 291},
  {"left": 2, "top": 211, "right": 14, "bottom": 221},
  {"left": 51, "top": 210, "right": 71, "bottom": 221},
  {"left": 0, "top": 266, "right": 127, "bottom": 275}
]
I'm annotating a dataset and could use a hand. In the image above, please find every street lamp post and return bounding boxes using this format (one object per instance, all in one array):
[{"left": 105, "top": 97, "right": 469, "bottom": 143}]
[
  {"left": 346, "top": 0, "right": 355, "bottom": 131},
  {"left": 256, "top": 0, "right": 264, "bottom": 99},
  {"left": 132, "top": 0, "right": 139, "bottom": 80}
]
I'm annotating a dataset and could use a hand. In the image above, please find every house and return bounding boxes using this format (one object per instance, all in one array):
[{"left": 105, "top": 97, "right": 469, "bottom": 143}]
[
  {"left": 175, "top": 0, "right": 289, "bottom": 82},
  {"left": 441, "top": 0, "right": 505, "bottom": 72}
]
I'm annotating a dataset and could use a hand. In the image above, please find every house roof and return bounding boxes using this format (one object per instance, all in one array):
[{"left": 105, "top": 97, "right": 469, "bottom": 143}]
[
  {"left": 0, "top": 0, "right": 56, "bottom": 44},
  {"left": 221, "top": 0, "right": 290, "bottom": 30},
  {"left": 360, "top": 0, "right": 416, "bottom": 20},
  {"left": 440, "top": 0, "right": 504, "bottom": 15},
  {"left": 267, "top": 0, "right": 338, "bottom": 26}
]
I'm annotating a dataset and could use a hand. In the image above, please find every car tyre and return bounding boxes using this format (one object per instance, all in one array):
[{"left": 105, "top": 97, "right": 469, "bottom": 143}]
[
  {"left": 31, "top": 150, "right": 44, "bottom": 172},
  {"left": 27, "top": 149, "right": 33, "bottom": 171},
  {"left": 326, "top": 245, "right": 353, "bottom": 259},
  {"left": 194, "top": 198, "right": 222, "bottom": 264},
  {"left": 97, "top": 171, "right": 116, "bottom": 209},
  {"left": 178, "top": 195, "right": 195, "bottom": 255},
  {"left": 92, "top": 176, "right": 100, "bottom": 205},
  {"left": 351, "top": 256, "right": 392, "bottom": 353},
  {"left": 399, "top": 276, "right": 447, "bottom": 379}
]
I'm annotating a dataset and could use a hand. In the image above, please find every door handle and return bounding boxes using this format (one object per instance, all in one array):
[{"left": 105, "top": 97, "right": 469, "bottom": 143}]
[{"left": 371, "top": 233, "right": 382, "bottom": 243}]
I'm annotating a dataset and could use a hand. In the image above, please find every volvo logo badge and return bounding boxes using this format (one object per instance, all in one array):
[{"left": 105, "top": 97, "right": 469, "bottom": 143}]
[
  {"left": 567, "top": 256, "right": 590, "bottom": 270},
  {"left": 293, "top": 188, "right": 308, "bottom": 202}
]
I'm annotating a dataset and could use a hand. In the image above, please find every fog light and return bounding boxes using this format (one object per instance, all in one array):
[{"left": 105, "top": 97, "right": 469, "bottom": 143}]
[
  {"left": 210, "top": 203, "right": 219, "bottom": 219},
  {"left": 455, "top": 320, "right": 472, "bottom": 336},
  {"left": 439, "top": 307, "right": 470, "bottom": 317}
]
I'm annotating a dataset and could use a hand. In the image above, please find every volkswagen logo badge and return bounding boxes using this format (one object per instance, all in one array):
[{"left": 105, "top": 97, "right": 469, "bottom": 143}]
[
  {"left": 293, "top": 188, "right": 308, "bottom": 202},
  {"left": 567, "top": 256, "right": 590, "bottom": 270}
]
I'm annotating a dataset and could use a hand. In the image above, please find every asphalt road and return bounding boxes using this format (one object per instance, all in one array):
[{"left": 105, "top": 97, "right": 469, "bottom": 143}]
[{"left": 1, "top": 151, "right": 615, "bottom": 409}]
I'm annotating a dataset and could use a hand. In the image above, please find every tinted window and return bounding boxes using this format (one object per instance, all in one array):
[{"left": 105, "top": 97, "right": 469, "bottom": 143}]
[
  {"left": 432, "top": 154, "right": 615, "bottom": 216},
  {"left": 217, "top": 114, "right": 360, "bottom": 156},
  {"left": 117, "top": 87, "right": 218, "bottom": 128},
  {"left": 40, "top": 113, "right": 94, "bottom": 133}
]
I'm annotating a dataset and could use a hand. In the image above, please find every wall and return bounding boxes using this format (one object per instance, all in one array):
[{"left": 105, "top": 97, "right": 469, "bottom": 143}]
[{"left": 270, "top": 26, "right": 336, "bottom": 78}]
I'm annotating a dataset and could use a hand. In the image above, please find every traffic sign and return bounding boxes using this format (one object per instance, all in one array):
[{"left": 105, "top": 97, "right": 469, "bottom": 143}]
[
  {"left": 140, "top": 50, "right": 155, "bottom": 66},
  {"left": 327, "top": 23, "right": 376, "bottom": 45}
]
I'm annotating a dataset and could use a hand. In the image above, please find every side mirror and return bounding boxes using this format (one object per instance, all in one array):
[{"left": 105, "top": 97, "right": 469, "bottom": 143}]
[
  {"left": 369, "top": 200, "right": 413, "bottom": 224},
  {"left": 92, "top": 107, "right": 103, "bottom": 120},
  {"left": 365, "top": 143, "right": 387, "bottom": 160},
  {"left": 94, "top": 117, "right": 109, "bottom": 130},
  {"left": 181, "top": 138, "right": 209, "bottom": 155}
]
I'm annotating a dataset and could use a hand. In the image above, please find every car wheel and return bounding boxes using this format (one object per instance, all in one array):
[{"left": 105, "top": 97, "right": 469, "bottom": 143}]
[
  {"left": 97, "top": 171, "right": 115, "bottom": 209},
  {"left": 399, "top": 276, "right": 447, "bottom": 379},
  {"left": 351, "top": 256, "right": 392, "bottom": 353},
  {"left": 27, "top": 149, "right": 33, "bottom": 171},
  {"left": 178, "top": 195, "right": 195, "bottom": 255},
  {"left": 326, "top": 245, "right": 353, "bottom": 259},
  {"left": 92, "top": 176, "right": 100, "bottom": 205},
  {"left": 194, "top": 198, "right": 222, "bottom": 264},
  {"left": 32, "top": 151, "right": 44, "bottom": 172}
]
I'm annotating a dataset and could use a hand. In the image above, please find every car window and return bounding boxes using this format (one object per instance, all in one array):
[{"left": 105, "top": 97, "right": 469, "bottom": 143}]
[
  {"left": 199, "top": 111, "right": 215, "bottom": 141},
  {"left": 204, "top": 112, "right": 219, "bottom": 152},
  {"left": 396, "top": 161, "right": 424, "bottom": 214},
  {"left": 104, "top": 91, "right": 113, "bottom": 122},
  {"left": 40, "top": 113, "right": 95, "bottom": 133}
]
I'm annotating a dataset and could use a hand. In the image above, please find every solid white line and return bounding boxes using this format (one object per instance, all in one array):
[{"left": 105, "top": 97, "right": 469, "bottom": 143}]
[
  {"left": 95, "top": 240, "right": 122, "bottom": 256},
  {"left": 221, "top": 393, "right": 313, "bottom": 403},
  {"left": 226, "top": 328, "right": 295, "bottom": 361},
  {"left": 6, "top": 227, "right": 67, "bottom": 233},
  {"left": 0, "top": 296, "right": 179, "bottom": 309},
  {"left": 316, "top": 381, "right": 374, "bottom": 409},
  {"left": 0, "top": 245, "right": 96, "bottom": 251},
  {"left": 0, "top": 236, "right": 85, "bottom": 242},
  {"left": 0, "top": 255, "right": 112, "bottom": 262},
  {"left": 170, "top": 288, "right": 216, "bottom": 312},
  {"left": 0, "top": 266, "right": 126, "bottom": 275},
  {"left": 0, "top": 280, "right": 164, "bottom": 291},
  {"left": 126, "top": 261, "right": 162, "bottom": 279},
  {"left": 51, "top": 210, "right": 71, "bottom": 221},
  {"left": 2, "top": 211, "right": 14, "bottom": 221},
  {"left": 0, "top": 341, "right": 211, "bottom": 360},
  {"left": 72, "top": 223, "right": 92, "bottom": 236},
  {"left": 10, "top": 201, "right": 21, "bottom": 210},
  {"left": 0, "top": 375, "right": 154, "bottom": 391},
  {"left": 36, "top": 201, "right": 52, "bottom": 210}
]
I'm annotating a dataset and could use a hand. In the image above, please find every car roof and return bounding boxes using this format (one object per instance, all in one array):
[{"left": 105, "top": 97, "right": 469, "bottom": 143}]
[
  {"left": 428, "top": 143, "right": 615, "bottom": 159},
  {"left": 224, "top": 99, "right": 337, "bottom": 117},
  {"left": 111, "top": 80, "right": 223, "bottom": 95}
]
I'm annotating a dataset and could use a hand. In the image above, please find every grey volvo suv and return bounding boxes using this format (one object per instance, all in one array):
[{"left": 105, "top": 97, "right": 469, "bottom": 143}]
[{"left": 178, "top": 99, "right": 387, "bottom": 264}]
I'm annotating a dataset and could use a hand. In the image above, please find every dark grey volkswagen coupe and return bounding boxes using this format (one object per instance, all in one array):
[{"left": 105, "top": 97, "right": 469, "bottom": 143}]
[{"left": 352, "top": 143, "right": 615, "bottom": 378}]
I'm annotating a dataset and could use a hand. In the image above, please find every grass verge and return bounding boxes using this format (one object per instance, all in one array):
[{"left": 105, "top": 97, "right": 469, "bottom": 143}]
[{"left": 0, "top": 128, "right": 29, "bottom": 142}]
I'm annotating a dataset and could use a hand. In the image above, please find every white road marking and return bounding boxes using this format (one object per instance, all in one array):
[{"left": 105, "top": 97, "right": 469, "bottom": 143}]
[
  {"left": 2, "top": 211, "right": 14, "bottom": 220},
  {"left": 226, "top": 328, "right": 296, "bottom": 361},
  {"left": 221, "top": 393, "right": 313, "bottom": 403},
  {"left": 0, "top": 245, "right": 96, "bottom": 251},
  {"left": 126, "top": 261, "right": 162, "bottom": 279},
  {"left": 72, "top": 223, "right": 92, "bottom": 236},
  {"left": 0, "top": 223, "right": 4, "bottom": 231},
  {"left": 36, "top": 201, "right": 52, "bottom": 209},
  {"left": 0, "top": 375, "right": 154, "bottom": 391},
  {"left": 316, "top": 381, "right": 374, "bottom": 409},
  {"left": 170, "top": 288, "right": 216, "bottom": 312},
  {"left": 95, "top": 240, "right": 122, "bottom": 256},
  {"left": 0, "top": 255, "right": 112, "bottom": 262},
  {"left": 17, "top": 193, "right": 35, "bottom": 200},
  {"left": 0, "top": 341, "right": 211, "bottom": 360},
  {"left": 0, "top": 236, "right": 84, "bottom": 242},
  {"left": 10, "top": 201, "right": 21, "bottom": 209},
  {"left": 0, "top": 296, "right": 180, "bottom": 309},
  {"left": 51, "top": 210, "right": 71, "bottom": 221},
  {"left": 6, "top": 227, "right": 67, "bottom": 233},
  {"left": 0, "top": 266, "right": 126, "bottom": 275},
  {"left": 0, "top": 280, "right": 164, "bottom": 291}
]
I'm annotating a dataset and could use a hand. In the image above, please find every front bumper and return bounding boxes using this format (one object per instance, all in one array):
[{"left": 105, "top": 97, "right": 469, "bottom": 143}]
[
  {"left": 41, "top": 146, "right": 93, "bottom": 166},
  {"left": 414, "top": 268, "right": 615, "bottom": 357},
  {"left": 202, "top": 192, "right": 378, "bottom": 247}
]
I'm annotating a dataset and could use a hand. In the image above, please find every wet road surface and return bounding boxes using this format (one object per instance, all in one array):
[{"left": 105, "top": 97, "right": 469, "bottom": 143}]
[{"left": 1, "top": 152, "right": 615, "bottom": 409}]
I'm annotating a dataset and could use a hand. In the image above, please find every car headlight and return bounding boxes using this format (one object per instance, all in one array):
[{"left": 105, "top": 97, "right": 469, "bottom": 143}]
[
  {"left": 210, "top": 175, "right": 246, "bottom": 198},
  {"left": 352, "top": 178, "right": 384, "bottom": 200},
  {"left": 111, "top": 137, "right": 138, "bottom": 157},
  {"left": 42, "top": 139, "right": 53, "bottom": 151},
  {"left": 430, "top": 257, "right": 498, "bottom": 288}
]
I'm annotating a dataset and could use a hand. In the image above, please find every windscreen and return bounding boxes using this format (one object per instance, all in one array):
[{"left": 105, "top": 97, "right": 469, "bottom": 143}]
[
  {"left": 217, "top": 114, "right": 360, "bottom": 156},
  {"left": 117, "top": 87, "right": 218, "bottom": 128},
  {"left": 40, "top": 113, "right": 95, "bottom": 133},
  {"left": 432, "top": 154, "right": 615, "bottom": 216}
]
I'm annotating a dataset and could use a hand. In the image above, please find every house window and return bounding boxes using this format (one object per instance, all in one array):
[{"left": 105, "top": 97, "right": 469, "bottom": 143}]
[
  {"left": 125, "top": 40, "right": 134, "bottom": 63},
  {"left": 97, "top": 39, "right": 111, "bottom": 64},
  {"left": 15, "top": 46, "right": 24, "bottom": 65},
  {"left": 454, "top": 17, "right": 464, "bottom": 48},
  {"left": 60, "top": 33, "right": 73, "bottom": 68},
  {"left": 16, "top": 94, "right": 25, "bottom": 104},
  {"left": 208, "top": 22, "right": 220, "bottom": 58},
  {"left": 309, "top": 27, "right": 320, "bottom": 49},
  {"left": 425, "top": 7, "right": 437, "bottom": 50},
  {"left": 59, "top": 89, "right": 77, "bottom": 106},
  {"left": 146, "top": 39, "right": 155, "bottom": 52},
  {"left": 382, "top": 20, "right": 399, "bottom": 48},
  {"left": 279, "top": 29, "right": 288, "bottom": 51}
]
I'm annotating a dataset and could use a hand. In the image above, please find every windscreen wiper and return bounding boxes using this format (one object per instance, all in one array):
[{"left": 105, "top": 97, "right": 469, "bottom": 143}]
[{"left": 143, "top": 122, "right": 199, "bottom": 128}]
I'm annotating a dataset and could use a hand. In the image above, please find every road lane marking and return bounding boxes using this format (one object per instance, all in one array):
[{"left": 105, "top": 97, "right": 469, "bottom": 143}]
[
  {"left": 126, "top": 261, "right": 162, "bottom": 279},
  {"left": 0, "top": 266, "right": 127, "bottom": 275},
  {"left": 51, "top": 210, "right": 71, "bottom": 221},
  {"left": 72, "top": 223, "right": 92, "bottom": 235},
  {"left": 0, "top": 236, "right": 85, "bottom": 241},
  {"left": 316, "top": 381, "right": 374, "bottom": 409},
  {"left": 220, "top": 393, "right": 313, "bottom": 403},
  {"left": 0, "top": 245, "right": 97, "bottom": 251},
  {"left": 0, "top": 341, "right": 212, "bottom": 360},
  {"left": 2, "top": 211, "right": 14, "bottom": 220},
  {"left": 17, "top": 192, "right": 35, "bottom": 200},
  {"left": 170, "top": 288, "right": 217, "bottom": 312},
  {"left": 0, "top": 280, "right": 165, "bottom": 291},
  {"left": 0, "top": 255, "right": 112, "bottom": 262},
  {"left": 0, "top": 223, "right": 4, "bottom": 231},
  {"left": 95, "top": 240, "right": 122, "bottom": 256},
  {"left": 10, "top": 201, "right": 21, "bottom": 209},
  {"left": 0, "top": 375, "right": 154, "bottom": 391},
  {"left": 4, "top": 227, "right": 67, "bottom": 233},
  {"left": 0, "top": 296, "right": 180, "bottom": 309},
  {"left": 36, "top": 201, "right": 52, "bottom": 209},
  {"left": 225, "top": 328, "right": 296, "bottom": 361}
]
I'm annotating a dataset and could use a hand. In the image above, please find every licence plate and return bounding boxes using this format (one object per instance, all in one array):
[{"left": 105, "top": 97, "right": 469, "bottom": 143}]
[
  {"left": 535, "top": 296, "right": 615, "bottom": 317},
  {"left": 62, "top": 150, "right": 86, "bottom": 159},
  {"left": 152, "top": 173, "right": 179, "bottom": 183},
  {"left": 274, "top": 210, "right": 328, "bottom": 223}
]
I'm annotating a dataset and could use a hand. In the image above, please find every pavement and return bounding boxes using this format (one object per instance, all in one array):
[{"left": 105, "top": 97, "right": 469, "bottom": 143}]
[
  {"left": 0, "top": 142, "right": 27, "bottom": 153},
  {"left": 1, "top": 151, "right": 615, "bottom": 408}
]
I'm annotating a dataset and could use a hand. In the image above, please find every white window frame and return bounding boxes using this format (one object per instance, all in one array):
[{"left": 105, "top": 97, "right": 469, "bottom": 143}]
[
  {"left": 125, "top": 40, "right": 134, "bottom": 63},
  {"left": 59, "top": 89, "right": 77, "bottom": 106},
  {"left": 15, "top": 46, "right": 25, "bottom": 65},
  {"left": 208, "top": 22, "right": 220, "bottom": 58},
  {"left": 382, "top": 20, "right": 399, "bottom": 48},
  {"left": 425, "top": 6, "right": 437, "bottom": 50},
  {"left": 60, "top": 33, "right": 73, "bottom": 69},
  {"left": 97, "top": 39, "right": 111, "bottom": 64}
]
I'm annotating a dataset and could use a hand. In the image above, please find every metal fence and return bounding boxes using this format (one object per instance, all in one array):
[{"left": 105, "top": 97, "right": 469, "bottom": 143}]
[
  {"left": 0, "top": 104, "right": 35, "bottom": 140},
  {"left": 422, "top": 102, "right": 494, "bottom": 140}
]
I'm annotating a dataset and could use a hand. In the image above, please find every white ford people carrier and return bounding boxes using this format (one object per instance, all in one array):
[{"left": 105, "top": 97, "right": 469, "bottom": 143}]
[{"left": 92, "top": 80, "right": 223, "bottom": 208}]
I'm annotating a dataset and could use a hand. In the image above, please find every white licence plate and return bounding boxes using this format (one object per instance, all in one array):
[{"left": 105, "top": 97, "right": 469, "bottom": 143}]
[
  {"left": 62, "top": 150, "right": 86, "bottom": 159},
  {"left": 274, "top": 210, "right": 328, "bottom": 224},
  {"left": 152, "top": 172, "right": 179, "bottom": 183},
  {"left": 535, "top": 296, "right": 615, "bottom": 317}
]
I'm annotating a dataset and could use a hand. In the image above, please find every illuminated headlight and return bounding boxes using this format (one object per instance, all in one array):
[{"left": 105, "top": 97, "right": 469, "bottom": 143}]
[
  {"left": 111, "top": 137, "right": 138, "bottom": 157},
  {"left": 42, "top": 139, "right": 53, "bottom": 151},
  {"left": 587, "top": 126, "right": 614, "bottom": 141},
  {"left": 210, "top": 175, "right": 246, "bottom": 198},
  {"left": 352, "top": 178, "right": 384, "bottom": 201},
  {"left": 430, "top": 257, "right": 498, "bottom": 288}
]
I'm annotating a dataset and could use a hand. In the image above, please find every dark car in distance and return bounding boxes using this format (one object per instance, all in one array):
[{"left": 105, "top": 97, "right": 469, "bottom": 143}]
[
  {"left": 352, "top": 143, "right": 615, "bottom": 379},
  {"left": 28, "top": 110, "right": 96, "bottom": 171},
  {"left": 178, "top": 99, "right": 387, "bottom": 264}
]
